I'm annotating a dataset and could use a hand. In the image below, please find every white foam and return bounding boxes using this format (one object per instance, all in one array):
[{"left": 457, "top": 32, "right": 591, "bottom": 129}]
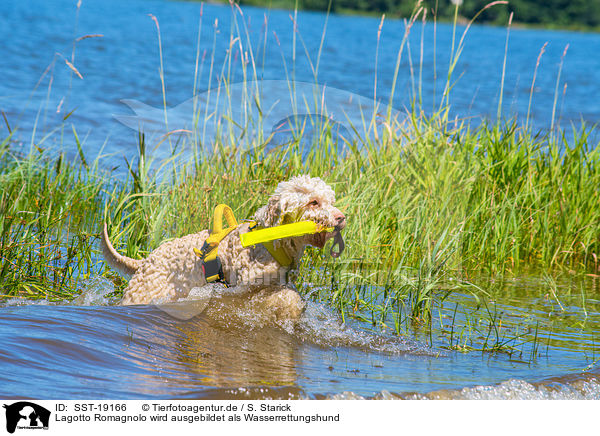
[
  {"left": 72, "top": 276, "right": 116, "bottom": 306},
  {"left": 328, "top": 374, "right": 600, "bottom": 400}
]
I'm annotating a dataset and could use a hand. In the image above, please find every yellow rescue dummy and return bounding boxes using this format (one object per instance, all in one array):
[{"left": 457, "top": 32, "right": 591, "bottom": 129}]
[{"left": 194, "top": 204, "right": 335, "bottom": 283}]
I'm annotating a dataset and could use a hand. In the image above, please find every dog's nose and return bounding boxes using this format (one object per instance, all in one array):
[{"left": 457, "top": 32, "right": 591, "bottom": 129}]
[{"left": 334, "top": 211, "right": 346, "bottom": 229}]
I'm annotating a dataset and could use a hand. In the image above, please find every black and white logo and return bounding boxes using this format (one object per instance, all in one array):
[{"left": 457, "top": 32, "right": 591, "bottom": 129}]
[{"left": 3, "top": 402, "right": 50, "bottom": 434}]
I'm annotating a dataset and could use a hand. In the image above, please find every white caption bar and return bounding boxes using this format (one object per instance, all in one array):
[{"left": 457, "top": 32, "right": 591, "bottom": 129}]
[{"left": 0, "top": 400, "right": 595, "bottom": 435}]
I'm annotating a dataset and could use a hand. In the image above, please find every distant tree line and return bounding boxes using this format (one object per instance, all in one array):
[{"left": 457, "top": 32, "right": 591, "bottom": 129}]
[{"left": 238, "top": 0, "right": 600, "bottom": 29}]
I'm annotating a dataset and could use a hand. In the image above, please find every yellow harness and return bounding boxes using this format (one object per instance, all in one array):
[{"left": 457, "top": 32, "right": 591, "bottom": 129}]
[
  {"left": 194, "top": 204, "right": 334, "bottom": 283},
  {"left": 192, "top": 204, "right": 238, "bottom": 282}
]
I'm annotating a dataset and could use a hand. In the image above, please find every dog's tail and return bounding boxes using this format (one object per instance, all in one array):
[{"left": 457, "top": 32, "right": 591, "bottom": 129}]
[{"left": 100, "top": 223, "right": 142, "bottom": 277}]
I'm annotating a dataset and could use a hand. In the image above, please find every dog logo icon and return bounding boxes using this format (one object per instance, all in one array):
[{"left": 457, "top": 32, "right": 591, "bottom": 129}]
[{"left": 3, "top": 402, "right": 50, "bottom": 434}]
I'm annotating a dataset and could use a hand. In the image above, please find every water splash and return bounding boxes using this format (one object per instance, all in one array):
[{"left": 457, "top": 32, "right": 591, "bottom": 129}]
[
  {"left": 292, "top": 302, "right": 431, "bottom": 355},
  {"left": 71, "top": 277, "right": 117, "bottom": 306},
  {"left": 325, "top": 369, "right": 600, "bottom": 400},
  {"left": 158, "top": 283, "right": 430, "bottom": 356}
]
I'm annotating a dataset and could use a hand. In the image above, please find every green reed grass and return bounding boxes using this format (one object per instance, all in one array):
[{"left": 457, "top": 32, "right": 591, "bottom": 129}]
[
  {"left": 0, "top": 135, "right": 105, "bottom": 299},
  {"left": 2, "top": 91, "right": 598, "bottom": 351},
  {"left": 0, "top": 2, "right": 598, "bottom": 355}
]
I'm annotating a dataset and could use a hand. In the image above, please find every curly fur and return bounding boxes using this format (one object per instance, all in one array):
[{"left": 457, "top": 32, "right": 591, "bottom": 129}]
[{"left": 101, "top": 175, "right": 346, "bottom": 320}]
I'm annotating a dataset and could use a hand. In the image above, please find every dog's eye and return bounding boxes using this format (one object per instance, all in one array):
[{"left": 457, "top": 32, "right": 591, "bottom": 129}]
[{"left": 307, "top": 199, "right": 320, "bottom": 207}]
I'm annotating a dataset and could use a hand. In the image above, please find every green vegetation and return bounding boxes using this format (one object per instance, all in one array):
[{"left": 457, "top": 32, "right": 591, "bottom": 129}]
[
  {"left": 232, "top": 0, "right": 600, "bottom": 30},
  {"left": 2, "top": 113, "right": 599, "bottom": 353},
  {"left": 1, "top": 2, "right": 598, "bottom": 358}
]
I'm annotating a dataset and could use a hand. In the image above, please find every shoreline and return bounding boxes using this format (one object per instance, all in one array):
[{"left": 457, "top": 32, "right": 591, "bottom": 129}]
[{"left": 175, "top": 0, "right": 600, "bottom": 34}]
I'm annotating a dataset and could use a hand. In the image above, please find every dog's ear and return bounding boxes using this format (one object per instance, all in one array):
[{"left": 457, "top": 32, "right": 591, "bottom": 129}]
[{"left": 254, "top": 195, "right": 281, "bottom": 227}]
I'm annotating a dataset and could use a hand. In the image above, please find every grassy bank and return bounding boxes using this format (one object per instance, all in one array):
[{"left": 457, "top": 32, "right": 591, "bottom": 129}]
[
  {"left": 1, "top": 115, "right": 598, "bottom": 313},
  {"left": 209, "top": 0, "right": 600, "bottom": 32}
]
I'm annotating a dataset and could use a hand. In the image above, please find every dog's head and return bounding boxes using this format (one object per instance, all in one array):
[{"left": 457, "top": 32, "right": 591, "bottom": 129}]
[{"left": 253, "top": 175, "right": 346, "bottom": 256}]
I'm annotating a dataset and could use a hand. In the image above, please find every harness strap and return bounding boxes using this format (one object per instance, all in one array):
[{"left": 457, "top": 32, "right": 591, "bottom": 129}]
[
  {"left": 261, "top": 240, "right": 293, "bottom": 267},
  {"left": 207, "top": 204, "right": 238, "bottom": 243},
  {"left": 194, "top": 204, "right": 238, "bottom": 283}
]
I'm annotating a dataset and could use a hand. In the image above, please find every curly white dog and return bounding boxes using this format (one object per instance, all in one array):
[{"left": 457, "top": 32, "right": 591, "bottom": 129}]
[{"left": 101, "top": 175, "right": 346, "bottom": 319}]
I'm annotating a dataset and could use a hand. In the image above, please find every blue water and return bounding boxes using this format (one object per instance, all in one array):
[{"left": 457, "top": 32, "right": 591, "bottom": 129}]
[
  {"left": 1, "top": 281, "right": 599, "bottom": 399},
  {"left": 1, "top": 0, "right": 600, "bottom": 166}
]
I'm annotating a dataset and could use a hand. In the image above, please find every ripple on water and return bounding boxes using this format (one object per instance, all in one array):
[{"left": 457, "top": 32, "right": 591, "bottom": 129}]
[{"left": 0, "top": 279, "right": 598, "bottom": 399}]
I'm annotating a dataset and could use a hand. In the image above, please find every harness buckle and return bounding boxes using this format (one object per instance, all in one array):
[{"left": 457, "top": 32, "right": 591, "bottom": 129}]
[
  {"left": 194, "top": 241, "right": 226, "bottom": 284},
  {"left": 201, "top": 256, "right": 225, "bottom": 283}
]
